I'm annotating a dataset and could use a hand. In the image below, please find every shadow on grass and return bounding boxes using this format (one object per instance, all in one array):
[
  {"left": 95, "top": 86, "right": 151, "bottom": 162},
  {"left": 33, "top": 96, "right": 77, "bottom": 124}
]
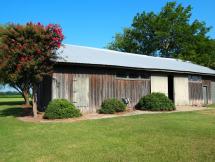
[
  {"left": 0, "top": 101, "right": 24, "bottom": 106},
  {"left": 0, "top": 107, "right": 23, "bottom": 117},
  {"left": 0, "top": 100, "right": 32, "bottom": 117},
  {"left": 0, "top": 107, "right": 32, "bottom": 117}
]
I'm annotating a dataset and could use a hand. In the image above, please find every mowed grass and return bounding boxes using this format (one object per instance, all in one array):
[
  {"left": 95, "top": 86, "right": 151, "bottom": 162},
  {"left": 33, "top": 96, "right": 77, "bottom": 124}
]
[
  {"left": 0, "top": 97, "right": 24, "bottom": 102},
  {"left": 0, "top": 98, "right": 215, "bottom": 162},
  {"left": 0, "top": 95, "right": 22, "bottom": 98},
  {"left": 208, "top": 104, "right": 215, "bottom": 108}
]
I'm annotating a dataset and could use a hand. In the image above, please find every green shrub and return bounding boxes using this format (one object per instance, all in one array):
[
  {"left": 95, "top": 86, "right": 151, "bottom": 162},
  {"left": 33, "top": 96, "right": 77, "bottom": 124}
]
[
  {"left": 99, "top": 98, "right": 126, "bottom": 114},
  {"left": 136, "top": 93, "right": 175, "bottom": 111},
  {"left": 44, "top": 99, "right": 81, "bottom": 119}
]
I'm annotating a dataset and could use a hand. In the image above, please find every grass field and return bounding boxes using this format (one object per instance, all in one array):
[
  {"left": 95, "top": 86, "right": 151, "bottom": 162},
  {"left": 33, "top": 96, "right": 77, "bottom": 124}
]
[
  {"left": 0, "top": 98, "right": 215, "bottom": 162},
  {"left": 208, "top": 104, "right": 215, "bottom": 108},
  {"left": 0, "top": 95, "right": 22, "bottom": 98}
]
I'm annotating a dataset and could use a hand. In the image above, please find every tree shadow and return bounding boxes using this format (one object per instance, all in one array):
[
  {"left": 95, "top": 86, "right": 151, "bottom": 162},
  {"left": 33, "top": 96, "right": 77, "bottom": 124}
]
[
  {"left": 0, "top": 101, "right": 25, "bottom": 106},
  {"left": 0, "top": 101, "right": 32, "bottom": 117},
  {"left": 0, "top": 107, "right": 23, "bottom": 117},
  {"left": 0, "top": 107, "right": 33, "bottom": 117}
]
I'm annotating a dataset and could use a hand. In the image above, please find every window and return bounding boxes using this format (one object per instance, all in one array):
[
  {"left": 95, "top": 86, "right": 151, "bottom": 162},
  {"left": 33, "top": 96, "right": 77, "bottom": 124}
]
[
  {"left": 116, "top": 72, "right": 150, "bottom": 80},
  {"left": 188, "top": 75, "right": 202, "bottom": 82},
  {"left": 129, "top": 73, "right": 139, "bottom": 79},
  {"left": 140, "top": 73, "right": 150, "bottom": 79},
  {"left": 116, "top": 73, "right": 128, "bottom": 79}
]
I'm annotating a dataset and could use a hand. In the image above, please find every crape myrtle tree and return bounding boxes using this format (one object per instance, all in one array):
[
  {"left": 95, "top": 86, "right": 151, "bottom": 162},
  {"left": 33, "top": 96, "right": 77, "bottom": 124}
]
[
  {"left": 107, "top": 2, "right": 215, "bottom": 69},
  {"left": 0, "top": 22, "right": 64, "bottom": 117}
]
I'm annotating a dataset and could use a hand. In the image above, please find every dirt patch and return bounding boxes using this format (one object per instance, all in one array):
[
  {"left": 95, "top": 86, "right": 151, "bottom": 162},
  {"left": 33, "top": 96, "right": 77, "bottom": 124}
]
[
  {"left": 17, "top": 106, "right": 209, "bottom": 123},
  {"left": 197, "top": 109, "right": 215, "bottom": 116},
  {"left": 18, "top": 108, "right": 135, "bottom": 123},
  {"left": 175, "top": 106, "right": 207, "bottom": 112}
]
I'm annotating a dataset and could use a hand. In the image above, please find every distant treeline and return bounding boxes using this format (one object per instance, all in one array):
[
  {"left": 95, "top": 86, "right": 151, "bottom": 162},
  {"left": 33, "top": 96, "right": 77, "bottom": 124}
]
[
  {"left": 0, "top": 91, "right": 22, "bottom": 98},
  {"left": 0, "top": 91, "right": 20, "bottom": 95}
]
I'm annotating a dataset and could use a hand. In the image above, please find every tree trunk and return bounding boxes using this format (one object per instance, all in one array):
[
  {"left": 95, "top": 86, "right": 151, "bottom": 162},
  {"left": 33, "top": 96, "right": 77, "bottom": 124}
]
[
  {"left": 12, "top": 85, "right": 30, "bottom": 105},
  {"left": 23, "top": 90, "right": 30, "bottom": 105},
  {"left": 32, "top": 86, "right": 38, "bottom": 118}
]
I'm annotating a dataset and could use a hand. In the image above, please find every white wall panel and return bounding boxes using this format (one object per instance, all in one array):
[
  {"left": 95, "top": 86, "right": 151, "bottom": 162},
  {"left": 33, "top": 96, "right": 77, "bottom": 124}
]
[
  {"left": 174, "top": 76, "right": 189, "bottom": 105},
  {"left": 151, "top": 75, "right": 168, "bottom": 96}
]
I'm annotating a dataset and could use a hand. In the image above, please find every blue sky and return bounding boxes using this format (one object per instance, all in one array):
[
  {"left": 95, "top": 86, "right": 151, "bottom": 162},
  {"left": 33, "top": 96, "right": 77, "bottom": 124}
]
[
  {"left": 0, "top": 0, "right": 215, "bottom": 48},
  {"left": 0, "top": 0, "right": 214, "bottom": 91}
]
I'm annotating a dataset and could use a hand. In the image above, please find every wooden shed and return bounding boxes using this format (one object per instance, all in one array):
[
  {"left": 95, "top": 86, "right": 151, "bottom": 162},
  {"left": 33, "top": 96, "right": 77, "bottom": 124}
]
[{"left": 37, "top": 45, "right": 215, "bottom": 113}]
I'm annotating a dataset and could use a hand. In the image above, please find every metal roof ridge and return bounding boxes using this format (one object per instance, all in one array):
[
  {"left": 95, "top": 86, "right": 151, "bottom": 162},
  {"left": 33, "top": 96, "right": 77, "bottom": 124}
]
[{"left": 62, "top": 44, "right": 184, "bottom": 61}]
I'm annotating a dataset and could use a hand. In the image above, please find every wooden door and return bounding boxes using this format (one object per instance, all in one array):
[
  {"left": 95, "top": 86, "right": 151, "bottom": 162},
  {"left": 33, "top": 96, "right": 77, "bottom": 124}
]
[
  {"left": 73, "top": 74, "right": 89, "bottom": 112},
  {"left": 203, "top": 86, "right": 208, "bottom": 105}
]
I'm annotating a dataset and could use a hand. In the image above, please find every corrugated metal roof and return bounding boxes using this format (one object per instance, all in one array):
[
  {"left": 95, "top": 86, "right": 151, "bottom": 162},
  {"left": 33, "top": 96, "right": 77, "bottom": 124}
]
[{"left": 57, "top": 44, "right": 215, "bottom": 76}]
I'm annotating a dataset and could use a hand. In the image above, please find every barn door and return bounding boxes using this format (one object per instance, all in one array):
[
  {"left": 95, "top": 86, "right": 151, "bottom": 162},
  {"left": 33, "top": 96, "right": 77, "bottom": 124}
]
[
  {"left": 203, "top": 86, "right": 208, "bottom": 105},
  {"left": 211, "top": 82, "right": 215, "bottom": 104},
  {"left": 73, "top": 74, "right": 89, "bottom": 112},
  {"left": 173, "top": 76, "right": 189, "bottom": 105}
]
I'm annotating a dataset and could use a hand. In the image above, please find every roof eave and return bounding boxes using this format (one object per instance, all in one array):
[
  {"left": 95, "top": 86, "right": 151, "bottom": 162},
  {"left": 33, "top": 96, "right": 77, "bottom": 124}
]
[{"left": 55, "top": 61, "right": 215, "bottom": 77}]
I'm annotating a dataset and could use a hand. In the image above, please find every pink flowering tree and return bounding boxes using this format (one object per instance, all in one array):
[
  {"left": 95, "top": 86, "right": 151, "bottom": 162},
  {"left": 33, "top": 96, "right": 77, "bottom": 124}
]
[{"left": 0, "top": 22, "right": 64, "bottom": 117}]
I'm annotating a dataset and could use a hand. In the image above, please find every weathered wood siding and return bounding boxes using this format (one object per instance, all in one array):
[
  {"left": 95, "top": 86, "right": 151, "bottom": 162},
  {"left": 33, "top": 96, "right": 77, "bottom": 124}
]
[
  {"left": 188, "top": 77, "right": 213, "bottom": 106},
  {"left": 37, "top": 65, "right": 215, "bottom": 111},
  {"left": 202, "top": 79, "right": 212, "bottom": 104},
  {"left": 46, "top": 66, "right": 151, "bottom": 113},
  {"left": 189, "top": 81, "right": 203, "bottom": 106},
  {"left": 52, "top": 72, "right": 74, "bottom": 101},
  {"left": 90, "top": 74, "right": 150, "bottom": 112}
]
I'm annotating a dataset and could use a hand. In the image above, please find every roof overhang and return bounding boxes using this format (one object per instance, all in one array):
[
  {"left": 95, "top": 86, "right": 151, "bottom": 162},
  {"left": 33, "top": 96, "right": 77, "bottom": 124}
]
[{"left": 55, "top": 61, "right": 215, "bottom": 77}]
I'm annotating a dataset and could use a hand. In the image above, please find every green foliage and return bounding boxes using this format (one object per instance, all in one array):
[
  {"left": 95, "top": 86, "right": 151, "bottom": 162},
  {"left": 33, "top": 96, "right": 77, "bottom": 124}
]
[
  {"left": 136, "top": 93, "right": 175, "bottom": 111},
  {"left": 99, "top": 98, "right": 126, "bottom": 114},
  {"left": 0, "top": 22, "right": 64, "bottom": 104},
  {"left": 44, "top": 99, "right": 81, "bottom": 119},
  {"left": 107, "top": 2, "right": 215, "bottom": 69}
]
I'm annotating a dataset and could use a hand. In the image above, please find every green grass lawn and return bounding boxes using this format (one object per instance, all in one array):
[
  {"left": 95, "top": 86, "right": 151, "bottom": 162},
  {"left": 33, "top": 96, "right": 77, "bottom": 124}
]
[
  {"left": 0, "top": 94, "right": 22, "bottom": 98},
  {"left": 1, "top": 99, "right": 215, "bottom": 162},
  {"left": 208, "top": 104, "right": 215, "bottom": 108}
]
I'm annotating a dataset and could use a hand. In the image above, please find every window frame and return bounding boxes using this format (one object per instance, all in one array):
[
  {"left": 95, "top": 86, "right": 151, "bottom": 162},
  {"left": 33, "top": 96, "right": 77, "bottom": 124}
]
[
  {"left": 115, "top": 72, "right": 150, "bottom": 80},
  {"left": 188, "top": 75, "right": 202, "bottom": 82}
]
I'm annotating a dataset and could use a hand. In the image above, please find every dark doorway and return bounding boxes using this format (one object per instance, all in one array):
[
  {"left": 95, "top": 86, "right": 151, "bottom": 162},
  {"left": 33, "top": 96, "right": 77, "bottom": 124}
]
[{"left": 168, "top": 75, "right": 174, "bottom": 102}]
